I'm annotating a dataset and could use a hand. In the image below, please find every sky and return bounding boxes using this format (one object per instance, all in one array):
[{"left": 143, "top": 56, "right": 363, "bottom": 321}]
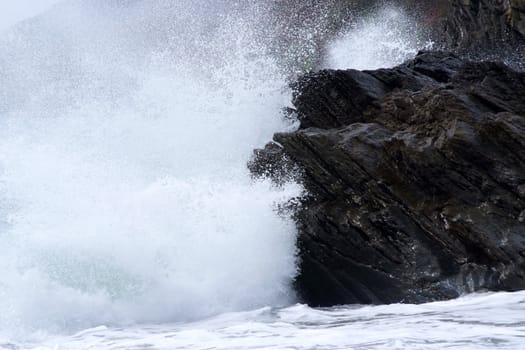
[{"left": 0, "top": 0, "right": 62, "bottom": 32}]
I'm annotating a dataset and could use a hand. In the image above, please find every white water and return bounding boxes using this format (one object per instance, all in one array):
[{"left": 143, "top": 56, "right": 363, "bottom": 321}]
[
  {"left": 0, "top": 0, "right": 302, "bottom": 338},
  {"left": 4, "top": 292, "right": 525, "bottom": 349},
  {"left": 325, "top": 6, "right": 432, "bottom": 70},
  {"left": 0, "top": 1, "right": 523, "bottom": 349},
  {"left": 0, "top": 0, "right": 62, "bottom": 32}
]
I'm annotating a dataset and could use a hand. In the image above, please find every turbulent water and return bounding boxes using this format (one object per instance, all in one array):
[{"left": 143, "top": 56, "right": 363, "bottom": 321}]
[
  {"left": 0, "top": 0, "right": 304, "bottom": 338},
  {"left": 0, "top": 1, "right": 523, "bottom": 349},
  {"left": 4, "top": 292, "right": 525, "bottom": 349}
]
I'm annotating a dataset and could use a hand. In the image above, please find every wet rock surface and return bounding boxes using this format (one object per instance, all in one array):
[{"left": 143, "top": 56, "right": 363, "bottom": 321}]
[
  {"left": 251, "top": 51, "right": 525, "bottom": 305},
  {"left": 442, "top": 0, "right": 525, "bottom": 48},
  {"left": 439, "top": 0, "right": 525, "bottom": 70}
]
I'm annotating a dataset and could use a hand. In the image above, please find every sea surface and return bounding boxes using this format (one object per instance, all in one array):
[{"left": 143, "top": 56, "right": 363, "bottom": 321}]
[{"left": 3, "top": 292, "right": 524, "bottom": 350}]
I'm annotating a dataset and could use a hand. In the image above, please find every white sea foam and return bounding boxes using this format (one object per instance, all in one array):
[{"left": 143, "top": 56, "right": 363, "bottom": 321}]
[
  {"left": 5, "top": 291, "right": 525, "bottom": 350},
  {"left": 0, "top": 0, "right": 301, "bottom": 337}
]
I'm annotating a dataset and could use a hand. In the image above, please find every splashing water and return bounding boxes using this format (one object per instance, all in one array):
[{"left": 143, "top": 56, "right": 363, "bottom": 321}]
[
  {"left": 0, "top": 0, "right": 303, "bottom": 337},
  {"left": 325, "top": 6, "right": 433, "bottom": 70}
]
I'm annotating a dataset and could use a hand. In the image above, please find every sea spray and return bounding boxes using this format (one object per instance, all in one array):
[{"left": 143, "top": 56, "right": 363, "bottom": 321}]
[
  {"left": 325, "top": 6, "right": 433, "bottom": 70},
  {"left": 0, "top": 0, "right": 301, "bottom": 336}
]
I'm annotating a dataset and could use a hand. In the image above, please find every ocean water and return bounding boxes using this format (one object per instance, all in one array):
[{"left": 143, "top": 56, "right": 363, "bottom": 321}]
[
  {"left": 0, "top": 1, "right": 522, "bottom": 349},
  {"left": 4, "top": 292, "right": 525, "bottom": 349}
]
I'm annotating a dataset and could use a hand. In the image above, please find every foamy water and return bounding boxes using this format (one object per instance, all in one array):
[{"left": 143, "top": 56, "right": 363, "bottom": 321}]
[
  {"left": 0, "top": 0, "right": 302, "bottom": 337},
  {"left": 4, "top": 292, "right": 525, "bottom": 350},
  {"left": 0, "top": 1, "right": 522, "bottom": 349}
]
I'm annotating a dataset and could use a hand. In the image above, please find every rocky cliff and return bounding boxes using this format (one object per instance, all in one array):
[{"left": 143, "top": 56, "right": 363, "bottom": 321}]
[{"left": 251, "top": 51, "right": 525, "bottom": 305}]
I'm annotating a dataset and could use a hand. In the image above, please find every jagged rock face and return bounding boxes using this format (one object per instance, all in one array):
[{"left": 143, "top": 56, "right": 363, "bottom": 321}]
[
  {"left": 251, "top": 51, "right": 525, "bottom": 305},
  {"left": 442, "top": 0, "right": 525, "bottom": 49}
]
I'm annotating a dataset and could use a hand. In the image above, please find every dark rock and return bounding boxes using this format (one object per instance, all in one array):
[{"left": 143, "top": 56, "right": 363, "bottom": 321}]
[
  {"left": 442, "top": 0, "right": 525, "bottom": 49},
  {"left": 292, "top": 51, "right": 463, "bottom": 130},
  {"left": 251, "top": 51, "right": 525, "bottom": 305},
  {"left": 248, "top": 142, "right": 300, "bottom": 186},
  {"left": 439, "top": 0, "right": 525, "bottom": 70}
]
